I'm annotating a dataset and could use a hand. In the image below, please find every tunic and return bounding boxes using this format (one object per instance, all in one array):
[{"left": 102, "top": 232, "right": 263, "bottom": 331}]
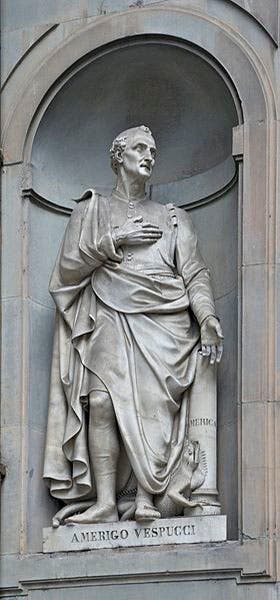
[{"left": 43, "top": 190, "right": 216, "bottom": 501}]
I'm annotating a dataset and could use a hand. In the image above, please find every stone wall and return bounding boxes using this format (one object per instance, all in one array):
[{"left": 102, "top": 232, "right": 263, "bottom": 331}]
[{"left": 1, "top": 1, "right": 280, "bottom": 598}]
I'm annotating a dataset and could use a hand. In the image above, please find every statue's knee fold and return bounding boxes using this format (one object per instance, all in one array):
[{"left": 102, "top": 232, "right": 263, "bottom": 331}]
[{"left": 89, "top": 391, "right": 114, "bottom": 421}]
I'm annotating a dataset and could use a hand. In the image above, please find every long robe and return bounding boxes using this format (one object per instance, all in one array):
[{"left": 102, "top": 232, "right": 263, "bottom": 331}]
[{"left": 43, "top": 190, "right": 216, "bottom": 501}]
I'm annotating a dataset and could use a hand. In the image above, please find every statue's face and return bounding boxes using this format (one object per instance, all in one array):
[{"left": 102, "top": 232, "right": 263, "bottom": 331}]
[{"left": 121, "top": 132, "right": 156, "bottom": 181}]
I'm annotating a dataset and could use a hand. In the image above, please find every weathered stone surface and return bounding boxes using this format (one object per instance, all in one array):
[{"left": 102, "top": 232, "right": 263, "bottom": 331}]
[
  {"left": 1, "top": 0, "right": 279, "bottom": 597},
  {"left": 43, "top": 515, "right": 227, "bottom": 552},
  {"left": 229, "top": 0, "right": 278, "bottom": 43}
]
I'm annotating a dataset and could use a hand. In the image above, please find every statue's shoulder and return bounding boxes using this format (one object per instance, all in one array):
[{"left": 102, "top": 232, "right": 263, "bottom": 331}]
[
  {"left": 171, "top": 205, "right": 193, "bottom": 226},
  {"left": 161, "top": 203, "right": 196, "bottom": 235},
  {"left": 172, "top": 204, "right": 190, "bottom": 218},
  {"left": 162, "top": 202, "right": 191, "bottom": 226},
  {"left": 72, "top": 188, "right": 99, "bottom": 204},
  {"left": 148, "top": 200, "right": 191, "bottom": 228},
  {"left": 71, "top": 188, "right": 110, "bottom": 217},
  {"left": 149, "top": 199, "right": 177, "bottom": 220}
]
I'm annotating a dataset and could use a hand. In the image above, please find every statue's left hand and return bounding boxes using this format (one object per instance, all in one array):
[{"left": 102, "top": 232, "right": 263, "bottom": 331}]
[{"left": 200, "top": 316, "right": 224, "bottom": 365}]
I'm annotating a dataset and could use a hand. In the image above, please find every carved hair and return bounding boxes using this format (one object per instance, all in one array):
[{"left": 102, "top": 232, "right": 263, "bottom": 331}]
[{"left": 110, "top": 125, "right": 153, "bottom": 174}]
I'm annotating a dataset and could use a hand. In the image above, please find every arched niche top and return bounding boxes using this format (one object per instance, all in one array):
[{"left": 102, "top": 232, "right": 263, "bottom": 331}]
[
  {"left": 31, "top": 38, "right": 239, "bottom": 203},
  {"left": 2, "top": 5, "right": 273, "bottom": 164}
]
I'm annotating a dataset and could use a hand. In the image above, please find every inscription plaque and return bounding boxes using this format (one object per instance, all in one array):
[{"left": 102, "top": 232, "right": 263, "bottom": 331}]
[{"left": 43, "top": 516, "right": 227, "bottom": 552}]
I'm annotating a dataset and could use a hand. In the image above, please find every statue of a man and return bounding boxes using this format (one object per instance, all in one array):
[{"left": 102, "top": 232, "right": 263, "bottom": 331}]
[{"left": 43, "top": 125, "right": 223, "bottom": 525}]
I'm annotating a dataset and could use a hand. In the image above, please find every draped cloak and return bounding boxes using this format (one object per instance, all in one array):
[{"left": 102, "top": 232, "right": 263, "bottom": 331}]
[{"left": 43, "top": 191, "right": 216, "bottom": 502}]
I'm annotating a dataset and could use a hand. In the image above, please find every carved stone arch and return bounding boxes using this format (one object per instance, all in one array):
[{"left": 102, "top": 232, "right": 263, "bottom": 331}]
[{"left": 2, "top": 6, "right": 276, "bottom": 162}]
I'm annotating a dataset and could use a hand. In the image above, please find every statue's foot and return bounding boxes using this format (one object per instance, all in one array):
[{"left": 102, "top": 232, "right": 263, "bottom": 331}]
[
  {"left": 65, "top": 503, "right": 119, "bottom": 524},
  {"left": 118, "top": 499, "right": 135, "bottom": 521},
  {"left": 184, "top": 500, "right": 203, "bottom": 509},
  {"left": 135, "top": 501, "right": 161, "bottom": 523},
  {"left": 52, "top": 501, "right": 93, "bottom": 528}
]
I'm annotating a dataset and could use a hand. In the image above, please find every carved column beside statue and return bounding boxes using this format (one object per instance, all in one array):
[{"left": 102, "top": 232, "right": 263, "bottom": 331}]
[
  {"left": 43, "top": 125, "right": 224, "bottom": 539},
  {"left": 187, "top": 355, "right": 220, "bottom": 515}
]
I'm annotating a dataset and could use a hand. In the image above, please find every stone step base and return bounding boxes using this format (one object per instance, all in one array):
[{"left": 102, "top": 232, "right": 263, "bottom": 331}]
[{"left": 43, "top": 515, "right": 227, "bottom": 553}]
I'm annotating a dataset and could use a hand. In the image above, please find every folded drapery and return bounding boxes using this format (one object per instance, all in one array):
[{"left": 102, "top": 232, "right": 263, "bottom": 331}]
[{"left": 43, "top": 192, "right": 216, "bottom": 501}]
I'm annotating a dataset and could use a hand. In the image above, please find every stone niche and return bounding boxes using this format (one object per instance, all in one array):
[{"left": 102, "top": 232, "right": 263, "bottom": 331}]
[{"left": 27, "top": 35, "right": 239, "bottom": 552}]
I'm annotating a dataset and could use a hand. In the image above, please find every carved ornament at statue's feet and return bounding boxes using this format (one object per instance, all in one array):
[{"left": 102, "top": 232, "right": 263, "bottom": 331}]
[{"left": 134, "top": 501, "right": 161, "bottom": 523}]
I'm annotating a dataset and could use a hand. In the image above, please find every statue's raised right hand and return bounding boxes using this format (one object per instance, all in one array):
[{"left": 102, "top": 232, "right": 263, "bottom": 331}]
[{"left": 112, "top": 215, "right": 163, "bottom": 248}]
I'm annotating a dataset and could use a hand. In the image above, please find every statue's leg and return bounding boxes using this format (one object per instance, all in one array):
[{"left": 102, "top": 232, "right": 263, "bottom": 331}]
[
  {"left": 66, "top": 391, "right": 119, "bottom": 524},
  {"left": 134, "top": 483, "right": 161, "bottom": 522}
]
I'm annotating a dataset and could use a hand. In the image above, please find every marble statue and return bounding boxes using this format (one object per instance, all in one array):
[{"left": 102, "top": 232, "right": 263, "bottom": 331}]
[{"left": 43, "top": 125, "right": 223, "bottom": 526}]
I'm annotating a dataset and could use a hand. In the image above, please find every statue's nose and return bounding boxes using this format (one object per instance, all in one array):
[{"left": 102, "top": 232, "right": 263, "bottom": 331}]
[
  {"left": 144, "top": 148, "right": 154, "bottom": 162},
  {"left": 147, "top": 156, "right": 155, "bottom": 167}
]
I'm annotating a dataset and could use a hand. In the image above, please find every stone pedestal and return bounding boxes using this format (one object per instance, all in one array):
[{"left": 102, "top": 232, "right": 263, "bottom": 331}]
[{"left": 43, "top": 515, "right": 227, "bottom": 553}]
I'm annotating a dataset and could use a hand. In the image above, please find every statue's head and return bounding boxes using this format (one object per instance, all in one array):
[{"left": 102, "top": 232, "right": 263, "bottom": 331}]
[{"left": 110, "top": 125, "right": 156, "bottom": 181}]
